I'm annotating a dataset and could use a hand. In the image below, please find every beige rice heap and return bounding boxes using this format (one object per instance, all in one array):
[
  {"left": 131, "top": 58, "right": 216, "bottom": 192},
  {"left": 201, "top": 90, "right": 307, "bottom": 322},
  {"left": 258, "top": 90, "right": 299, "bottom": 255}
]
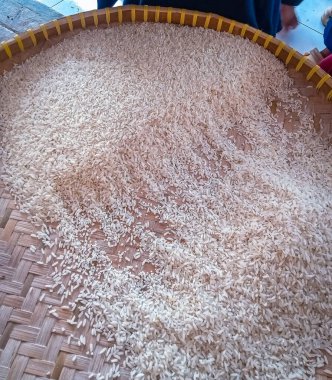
[{"left": 0, "top": 23, "right": 331, "bottom": 379}]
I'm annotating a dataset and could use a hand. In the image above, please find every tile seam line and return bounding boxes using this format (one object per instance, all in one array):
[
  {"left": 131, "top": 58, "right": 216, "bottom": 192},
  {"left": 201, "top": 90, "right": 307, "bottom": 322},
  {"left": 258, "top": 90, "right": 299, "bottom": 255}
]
[
  {"left": 298, "top": 21, "right": 324, "bottom": 35},
  {"left": 52, "top": 0, "right": 65, "bottom": 8},
  {"left": 0, "top": 21, "right": 19, "bottom": 34}
]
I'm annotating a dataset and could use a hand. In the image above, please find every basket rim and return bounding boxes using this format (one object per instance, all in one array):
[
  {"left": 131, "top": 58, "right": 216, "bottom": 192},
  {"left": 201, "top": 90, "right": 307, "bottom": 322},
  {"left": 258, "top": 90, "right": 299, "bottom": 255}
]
[{"left": 0, "top": 5, "right": 331, "bottom": 101}]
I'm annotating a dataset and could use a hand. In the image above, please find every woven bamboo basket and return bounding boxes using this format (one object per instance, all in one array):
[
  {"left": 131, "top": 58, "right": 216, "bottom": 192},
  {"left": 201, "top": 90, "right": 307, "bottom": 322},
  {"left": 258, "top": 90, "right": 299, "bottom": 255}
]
[{"left": 0, "top": 6, "right": 331, "bottom": 380}]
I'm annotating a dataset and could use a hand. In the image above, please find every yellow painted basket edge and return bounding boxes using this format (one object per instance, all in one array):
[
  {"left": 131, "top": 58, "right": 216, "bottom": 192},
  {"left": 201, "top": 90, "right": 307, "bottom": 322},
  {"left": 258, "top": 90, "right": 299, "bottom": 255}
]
[{"left": 0, "top": 5, "right": 331, "bottom": 101}]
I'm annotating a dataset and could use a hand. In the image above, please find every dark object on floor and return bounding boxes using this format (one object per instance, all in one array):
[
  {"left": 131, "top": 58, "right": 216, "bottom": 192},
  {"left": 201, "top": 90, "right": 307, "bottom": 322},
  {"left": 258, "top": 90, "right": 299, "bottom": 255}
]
[
  {"left": 320, "top": 54, "right": 332, "bottom": 75},
  {"left": 0, "top": 0, "right": 62, "bottom": 43},
  {"left": 97, "top": 0, "right": 303, "bottom": 36},
  {"left": 319, "top": 15, "right": 332, "bottom": 74},
  {"left": 324, "top": 17, "right": 332, "bottom": 52}
]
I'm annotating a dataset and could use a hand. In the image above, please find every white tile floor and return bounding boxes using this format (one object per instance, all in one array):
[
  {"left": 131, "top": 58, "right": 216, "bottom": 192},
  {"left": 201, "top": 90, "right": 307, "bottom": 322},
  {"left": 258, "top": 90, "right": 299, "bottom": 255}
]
[
  {"left": 276, "top": 0, "right": 331, "bottom": 53},
  {"left": 36, "top": 0, "right": 331, "bottom": 53},
  {"left": 50, "top": 0, "right": 122, "bottom": 15}
]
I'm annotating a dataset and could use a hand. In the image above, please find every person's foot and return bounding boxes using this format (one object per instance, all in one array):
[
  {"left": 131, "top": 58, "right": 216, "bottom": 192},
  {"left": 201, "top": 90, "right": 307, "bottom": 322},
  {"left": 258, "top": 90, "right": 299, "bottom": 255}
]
[
  {"left": 280, "top": 5, "right": 298, "bottom": 31},
  {"left": 321, "top": 7, "right": 332, "bottom": 26},
  {"left": 306, "top": 48, "right": 324, "bottom": 64}
]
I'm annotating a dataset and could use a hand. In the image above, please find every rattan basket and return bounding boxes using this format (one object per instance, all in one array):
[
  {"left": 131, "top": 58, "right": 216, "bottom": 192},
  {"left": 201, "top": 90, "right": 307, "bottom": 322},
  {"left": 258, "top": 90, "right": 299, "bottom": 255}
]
[
  {"left": 1, "top": 6, "right": 332, "bottom": 101},
  {"left": 0, "top": 6, "right": 331, "bottom": 380}
]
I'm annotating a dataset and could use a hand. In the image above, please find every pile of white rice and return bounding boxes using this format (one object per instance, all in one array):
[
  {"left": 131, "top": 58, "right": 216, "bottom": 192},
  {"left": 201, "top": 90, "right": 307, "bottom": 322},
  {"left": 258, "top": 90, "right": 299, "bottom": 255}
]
[{"left": 0, "top": 23, "right": 331, "bottom": 379}]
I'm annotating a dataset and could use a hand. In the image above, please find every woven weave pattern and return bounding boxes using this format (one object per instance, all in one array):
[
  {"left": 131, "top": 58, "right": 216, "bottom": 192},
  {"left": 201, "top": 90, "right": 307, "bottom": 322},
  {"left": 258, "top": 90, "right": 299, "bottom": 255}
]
[
  {"left": 0, "top": 7, "right": 332, "bottom": 100},
  {"left": 0, "top": 69, "right": 331, "bottom": 380},
  {"left": 0, "top": 7, "right": 331, "bottom": 379},
  {"left": 0, "top": 187, "right": 132, "bottom": 379}
]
